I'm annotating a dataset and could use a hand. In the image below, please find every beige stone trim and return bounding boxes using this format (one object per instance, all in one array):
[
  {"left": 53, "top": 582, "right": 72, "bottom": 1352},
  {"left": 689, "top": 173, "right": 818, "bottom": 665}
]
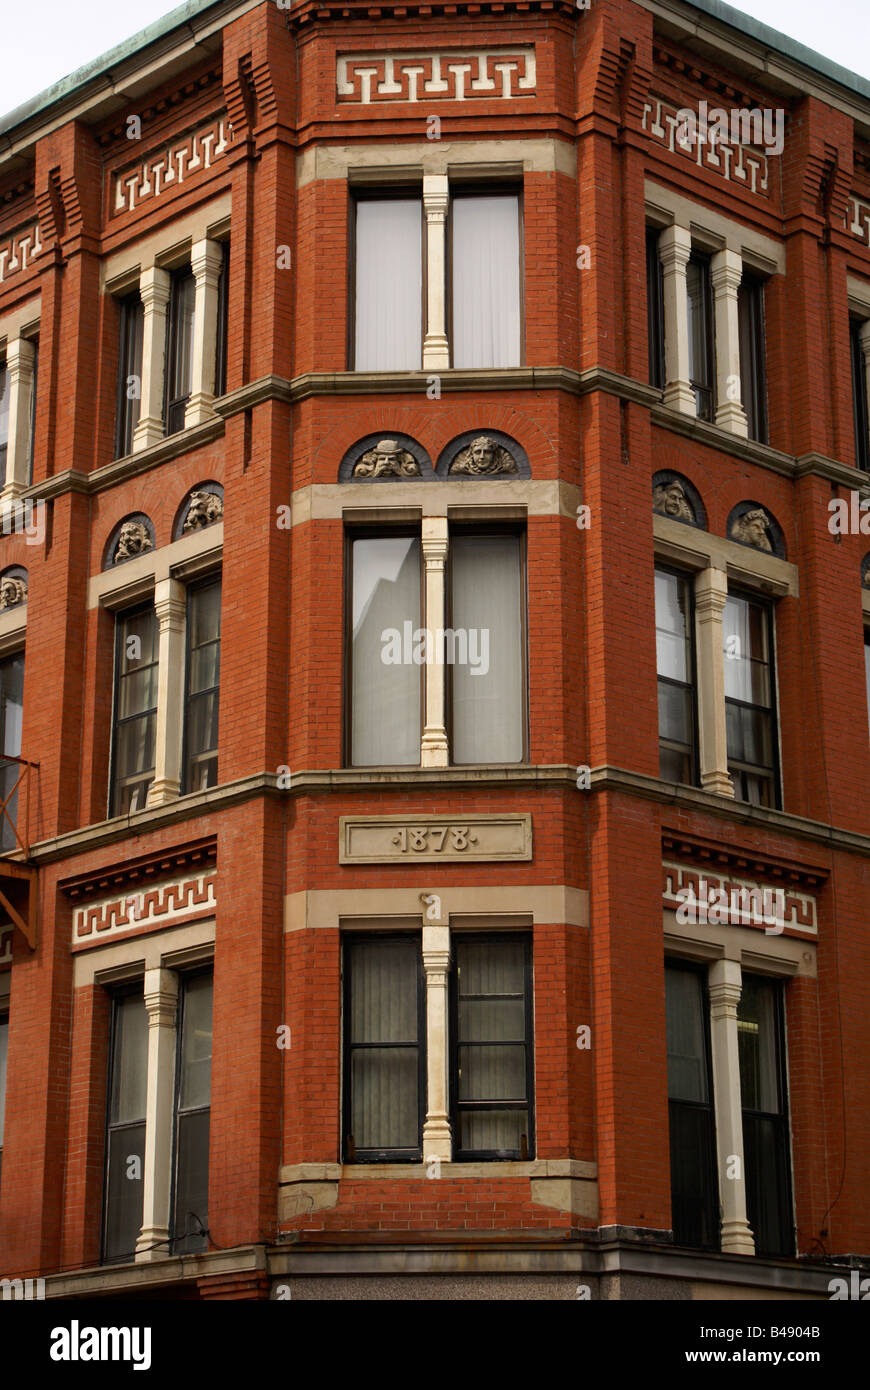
[
  {"left": 664, "top": 910, "right": 817, "bottom": 978},
  {"left": 146, "top": 577, "right": 186, "bottom": 806},
  {"left": 136, "top": 967, "right": 178, "bottom": 1262},
  {"left": 708, "top": 959, "right": 755, "bottom": 1256},
  {"left": 284, "top": 885, "right": 588, "bottom": 931},
  {"left": 659, "top": 223, "right": 695, "bottom": 416},
  {"left": 132, "top": 265, "right": 170, "bottom": 452},
  {"left": 653, "top": 514, "right": 798, "bottom": 597},
  {"left": 73, "top": 918, "right": 215, "bottom": 988},
  {"left": 279, "top": 1157, "right": 596, "bottom": 1182},
  {"left": 645, "top": 181, "right": 784, "bottom": 274},
  {"left": 340, "top": 812, "right": 533, "bottom": 863},
  {"left": 422, "top": 923, "right": 452, "bottom": 1161},
  {"left": 420, "top": 518, "right": 449, "bottom": 767},
  {"left": 711, "top": 248, "right": 749, "bottom": 437},
  {"left": 0, "top": 299, "right": 41, "bottom": 347},
  {"left": 530, "top": 1175, "right": 597, "bottom": 1220},
  {"left": 88, "top": 523, "right": 222, "bottom": 610},
  {"left": 1, "top": 337, "right": 37, "bottom": 500},
  {"left": 184, "top": 237, "right": 224, "bottom": 428},
  {"left": 291, "top": 480, "right": 579, "bottom": 523},
  {"left": 694, "top": 566, "right": 734, "bottom": 798},
  {"left": 296, "top": 138, "right": 576, "bottom": 188},
  {"left": 0, "top": 604, "right": 26, "bottom": 658},
  {"left": 102, "top": 195, "right": 232, "bottom": 290},
  {"left": 422, "top": 176, "right": 450, "bottom": 372}
]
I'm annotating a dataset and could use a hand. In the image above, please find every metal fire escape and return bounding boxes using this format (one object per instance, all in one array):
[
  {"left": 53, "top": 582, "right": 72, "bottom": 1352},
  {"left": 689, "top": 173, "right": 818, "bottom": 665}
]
[{"left": 0, "top": 755, "right": 39, "bottom": 949}]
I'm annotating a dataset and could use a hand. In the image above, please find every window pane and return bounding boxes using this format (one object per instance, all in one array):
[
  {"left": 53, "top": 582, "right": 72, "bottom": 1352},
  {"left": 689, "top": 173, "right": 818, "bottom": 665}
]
[
  {"left": 452, "top": 195, "right": 521, "bottom": 369},
  {"left": 117, "top": 714, "right": 156, "bottom": 781},
  {"left": 658, "top": 682, "right": 692, "bottom": 746},
  {"left": 458, "top": 938, "right": 525, "bottom": 996},
  {"left": 737, "top": 976, "right": 781, "bottom": 1114},
  {"left": 351, "top": 1048, "right": 419, "bottom": 1150},
  {"left": 452, "top": 938, "right": 531, "bottom": 1159},
  {"left": 451, "top": 534, "right": 524, "bottom": 764},
  {"left": 726, "top": 702, "right": 773, "bottom": 770},
  {"left": 116, "top": 297, "right": 143, "bottom": 457},
  {"left": 458, "top": 1044, "right": 526, "bottom": 1100},
  {"left": 345, "top": 938, "right": 421, "bottom": 1157},
  {"left": 723, "top": 596, "right": 771, "bottom": 705},
  {"left": 121, "top": 608, "right": 159, "bottom": 672},
  {"left": 349, "top": 939, "right": 418, "bottom": 1043},
  {"left": 458, "top": 997, "right": 525, "bottom": 1042},
  {"left": 647, "top": 228, "right": 665, "bottom": 389},
  {"left": 851, "top": 319, "right": 869, "bottom": 473},
  {"left": 186, "top": 692, "right": 219, "bottom": 759},
  {"left": 354, "top": 200, "right": 422, "bottom": 370},
  {"left": 104, "top": 1122, "right": 145, "bottom": 1262},
  {"left": 0, "top": 1015, "right": 8, "bottom": 1152},
  {"left": 0, "top": 362, "right": 8, "bottom": 485},
  {"left": 665, "top": 966, "right": 709, "bottom": 1103},
  {"left": 351, "top": 536, "right": 421, "bottom": 766},
  {"left": 659, "top": 743, "right": 693, "bottom": 784},
  {"left": 0, "top": 652, "right": 24, "bottom": 757},
  {"left": 110, "top": 993, "right": 148, "bottom": 1125},
  {"left": 170, "top": 272, "right": 196, "bottom": 403},
  {"left": 459, "top": 1109, "right": 524, "bottom": 1153},
  {"left": 738, "top": 275, "right": 767, "bottom": 443},
  {"left": 178, "top": 975, "right": 213, "bottom": 1112},
  {"left": 686, "top": 257, "right": 711, "bottom": 389},
  {"left": 655, "top": 571, "right": 690, "bottom": 681},
  {"left": 173, "top": 1109, "right": 209, "bottom": 1253}
]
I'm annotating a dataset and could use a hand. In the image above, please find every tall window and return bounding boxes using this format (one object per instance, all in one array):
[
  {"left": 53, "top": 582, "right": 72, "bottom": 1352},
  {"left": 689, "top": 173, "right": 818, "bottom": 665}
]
[
  {"left": 450, "top": 935, "right": 533, "bottom": 1160},
  {"left": 665, "top": 963, "right": 719, "bottom": 1250},
  {"left": 451, "top": 193, "right": 522, "bottom": 369},
  {"left": 0, "top": 357, "right": 8, "bottom": 485},
  {"left": 112, "top": 606, "right": 159, "bottom": 815},
  {"left": 183, "top": 578, "right": 221, "bottom": 793},
  {"left": 737, "top": 975, "right": 793, "bottom": 1257},
  {"left": 115, "top": 293, "right": 144, "bottom": 458},
  {"left": 0, "top": 1008, "right": 8, "bottom": 1188},
  {"left": 343, "top": 936, "right": 425, "bottom": 1162},
  {"left": 655, "top": 569, "right": 697, "bottom": 785},
  {"left": 348, "top": 532, "right": 422, "bottom": 767},
  {"left": 26, "top": 341, "right": 38, "bottom": 486},
  {"left": 353, "top": 196, "right": 423, "bottom": 371},
  {"left": 865, "top": 632, "right": 870, "bottom": 739},
  {"left": 851, "top": 318, "right": 869, "bottom": 473},
  {"left": 172, "top": 971, "right": 213, "bottom": 1254},
  {"left": 102, "top": 988, "right": 148, "bottom": 1264},
  {"left": 686, "top": 252, "right": 715, "bottom": 421},
  {"left": 723, "top": 594, "right": 778, "bottom": 807},
  {"left": 0, "top": 652, "right": 24, "bottom": 854},
  {"left": 647, "top": 227, "right": 665, "bottom": 390},
  {"left": 738, "top": 272, "right": 768, "bottom": 443},
  {"left": 164, "top": 265, "right": 196, "bottom": 435},
  {"left": 214, "top": 242, "right": 230, "bottom": 399},
  {"left": 449, "top": 530, "right": 525, "bottom": 765}
]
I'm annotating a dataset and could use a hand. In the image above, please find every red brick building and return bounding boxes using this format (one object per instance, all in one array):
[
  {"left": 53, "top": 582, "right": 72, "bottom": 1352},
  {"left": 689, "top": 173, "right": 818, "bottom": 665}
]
[{"left": 0, "top": 0, "right": 869, "bottom": 1300}]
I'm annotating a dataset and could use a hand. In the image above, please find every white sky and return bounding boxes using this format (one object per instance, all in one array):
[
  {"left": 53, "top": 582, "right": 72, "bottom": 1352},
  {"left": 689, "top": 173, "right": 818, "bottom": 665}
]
[{"left": 1, "top": 0, "right": 868, "bottom": 122}]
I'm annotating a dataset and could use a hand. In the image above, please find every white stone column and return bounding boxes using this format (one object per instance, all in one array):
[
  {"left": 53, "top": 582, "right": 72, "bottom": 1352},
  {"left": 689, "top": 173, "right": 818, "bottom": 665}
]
[
  {"left": 3, "top": 337, "right": 36, "bottom": 497},
  {"left": 420, "top": 517, "right": 449, "bottom": 768},
  {"left": 694, "top": 567, "right": 734, "bottom": 798},
  {"left": 184, "top": 238, "right": 224, "bottom": 428},
  {"left": 708, "top": 960, "right": 755, "bottom": 1256},
  {"left": 711, "top": 249, "right": 748, "bottom": 436},
  {"left": 659, "top": 225, "right": 696, "bottom": 415},
  {"left": 132, "top": 266, "right": 170, "bottom": 452},
  {"left": 422, "top": 923, "right": 452, "bottom": 1162},
  {"left": 422, "top": 175, "right": 450, "bottom": 371},
  {"left": 146, "top": 578, "right": 186, "bottom": 806},
  {"left": 136, "top": 968, "right": 178, "bottom": 1261},
  {"left": 859, "top": 320, "right": 870, "bottom": 462}
]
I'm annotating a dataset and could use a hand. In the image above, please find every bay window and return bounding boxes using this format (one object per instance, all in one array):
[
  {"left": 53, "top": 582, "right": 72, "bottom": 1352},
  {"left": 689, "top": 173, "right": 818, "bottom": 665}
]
[
  {"left": 655, "top": 569, "right": 697, "bottom": 785},
  {"left": 450, "top": 193, "right": 522, "bottom": 369},
  {"left": 348, "top": 532, "right": 422, "bottom": 767},
  {"left": 851, "top": 318, "right": 870, "bottom": 473},
  {"left": 112, "top": 606, "right": 159, "bottom": 815},
  {"left": 723, "top": 593, "right": 778, "bottom": 807},
  {"left": 183, "top": 578, "right": 221, "bottom": 793}
]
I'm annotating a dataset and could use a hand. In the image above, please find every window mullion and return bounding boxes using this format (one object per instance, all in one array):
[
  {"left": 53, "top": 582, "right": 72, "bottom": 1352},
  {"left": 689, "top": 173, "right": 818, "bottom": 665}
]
[
  {"left": 422, "top": 176, "right": 450, "bottom": 370},
  {"left": 136, "top": 968, "right": 178, "bottom": 1262},
  {"left": 421, "top": 518, "right": 449, "bottom": 767},
  {"left": 147, "top": 578, "right": 186, "bottom": 807},
  {"left": 422, "top": 924, "right": 452, "bottom": 1162},
  {"left": 711, "top": 249, "right": 749, "bottom": 436},
  {"left": 694, "top": 567, "right": 734, "bottom": 797}
]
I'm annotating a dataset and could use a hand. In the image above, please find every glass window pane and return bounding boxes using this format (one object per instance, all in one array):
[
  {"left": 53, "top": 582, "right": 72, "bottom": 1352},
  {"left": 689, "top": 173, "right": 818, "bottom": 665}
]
[
  {"left": 110, "top": 993, "right": 148, "bottom": 1125},
  {"left": 655, "top": 571, "right": 690, "bottom": 681},
  {"left": 117, "top": 714, "right": 156, "bottom": 780},
  {"left": 686, "top": 256, "right": 711, "bottom": 390},
  {"left": 458, "top": 997, "right": 525, "bottom": 1042},
  {"left": 354, "top": 200, "right": 422, "bottom": 371},
  {"left": 658, "top": 682, "right": 692, "bottom": 745},
  {"left": 173, "top": 1109, "right": 209, "bottom": 1253},
  {"left": 0, "top": 363, "right": 8, "bottom": 452},
  {"left": 186, "top": 692, "right": 219, "bottom": 760},
  {"left": 121, "top": 609, "right": 159, "bottom": 672},
  {"left": 458, "top": 938, "right": 525, "bottom": 996},
  {"left": 349, "top": 939, "right": 418, "bottom": 1043},
  {"left": 659, "top": 742, "right": 692, "bottom": 784},
  {"left": 726, "top": 702, "right": 773, "bottom": 770},
  {"left": 351, "top": 536, "right": 421, "bottom": 766},
  {"left": 0, "top": 1015, "right": 8, "bottom": 1151},
  {"left": 190, "top": 645, "right": 220, "bottom": 695},
  {"left": 459, "top": 1109, "right": 524, "bottom": 1154},
  {"left": 738, "top": 976, "right": 781, "bottom": 1113},
  {"left": 451, "top": 534, "right": 524, "bottom": 764},
  {"left": 351, "top": 1047, "right": 418, "bottom": 1150},
  {"left": 458, "top": 1043, "right": 526, "bottom": 1100},
  {"left": 170, "top": 272, "right": 196, "bottom": 402},
  {"left": 452, "top": 196, "right": 521, "bottom": 369},
  {"left": 104, "top": 1122, "right": 145, "bottom": 1262},
  {"left": 178, "top": 975, "right": 213, "bottom": 1112},
  {"left": 665, "top": 966, "right": 709, "bottom": 1103},
  {"left": 190, "top": 583, "right": 222, "bottom": 648},
  {"left": 0, "top": 652, "right": 24, "bottom": 758},
  {"left": 723, "top": 596, "right": 771, "bottom": 706}
]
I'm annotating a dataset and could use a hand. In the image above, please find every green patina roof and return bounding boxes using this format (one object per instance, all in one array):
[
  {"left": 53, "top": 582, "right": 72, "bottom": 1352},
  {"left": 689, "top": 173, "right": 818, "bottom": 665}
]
[{"left": 0, "top": 0, "right": 868, "bottom": 142}]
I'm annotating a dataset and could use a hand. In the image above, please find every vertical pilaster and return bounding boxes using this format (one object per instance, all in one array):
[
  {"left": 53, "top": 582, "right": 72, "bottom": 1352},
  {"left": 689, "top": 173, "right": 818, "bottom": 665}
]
[
  {"left": 133, "top": 266, "right": 170, "bottom": 451},
  {"left": 185, "top": 238, "right": 224, "bottom": 428},
  {"left": 694, "top": 567, "right": 734, "bottom": 797},
  {"left": 422, "top": 175, "right": 450, "bottom": 371},
  {"left": 420, "top": 517, "right": 449, "bottom": 768},
  {"left": 659, "top": 225, "right": 695, "bottom": 415},
  {"left": 711, "top": 249, "right": 748, "bottom": 436},
  {"left": 422, "top": 924, "right": 452, "bottom": 1161},
  {"left": 3, "top": 337, "right": 36, "bottom": 497},
  {"left": 146, "top": 578, "right": 186, "bottom": 806},
  {"left": 136, "top": 968, "right": 178, "bottom": 1261},
  {"left": 708, "top": 960, "right": 755, "bottom": 1256}
]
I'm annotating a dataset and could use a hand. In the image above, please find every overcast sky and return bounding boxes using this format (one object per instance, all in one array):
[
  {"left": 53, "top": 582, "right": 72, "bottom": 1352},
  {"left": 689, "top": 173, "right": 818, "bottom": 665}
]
[{"left": 1, "top": 0, "right": 867, "bottom": 121}]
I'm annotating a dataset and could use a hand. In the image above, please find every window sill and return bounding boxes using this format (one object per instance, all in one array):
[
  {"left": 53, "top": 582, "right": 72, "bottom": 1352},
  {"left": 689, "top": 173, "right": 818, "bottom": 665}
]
[{"left": 280, "top": 1158, "right": 597, "bottom": 1182}]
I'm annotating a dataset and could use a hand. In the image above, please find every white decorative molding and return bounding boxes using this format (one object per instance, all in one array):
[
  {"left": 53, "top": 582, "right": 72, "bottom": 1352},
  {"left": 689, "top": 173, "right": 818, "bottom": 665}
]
[
  {"left": 642, "top": 97, "right": 770, "bottom": 196},
  {"left": 340, "top": 813, "right": 533, "bottom": 864},
  {"left": 336, "top": 48, "right": 536, "bottom": 104},
  {"left": 112, "top": 115, "right": 233, "bottom": 216},
  {"left": 72, "top": 870, "right": 216, "bottom": 945},
  {"left": 662, "top": 861, "right": 817, "bottom": 934},
  {"left": 0, "top": 222, "right": 42, "bottom": 284},
  {"left": 846, "top": 194, "right": 870, "bottom": 248}
]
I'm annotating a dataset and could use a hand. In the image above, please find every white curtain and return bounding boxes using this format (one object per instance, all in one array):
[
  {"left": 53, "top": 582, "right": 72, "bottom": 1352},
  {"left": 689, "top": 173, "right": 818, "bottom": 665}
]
[
  {"left": 350, "top": 940, "right": 418, "bottom": 1150},
  {"left": 451, "top": 535, "right": 523, "bottom": 764},
  {"left": 665, "top": 966, "right": 709, "bottom": 1103},
  {"left": 352, "top": 537, "right": 421, "bottom": 765},
  {"left": 452, "top": 195, "right": 521, "bottom": 369},
  {"left": 354, "top": 200, "right": 422, "bottom": 370}
]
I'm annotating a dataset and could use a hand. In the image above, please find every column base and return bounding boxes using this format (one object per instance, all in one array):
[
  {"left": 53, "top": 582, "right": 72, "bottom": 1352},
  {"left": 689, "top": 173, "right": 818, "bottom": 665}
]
[
  {"left": 135, "top": 1226, "right": 172, "bottom": 1262},
  {"left": 146, "top": 778, "right": 181, "bottom": 807},
  {"left": 701, "top": 770, "right": 735, "bottom": 797},
  {"left": 422, "top": 1119, "right": 452, "bottom": 1162},
  {"left": 662, "top": 383, "right": 697, "bottom": 415},
  {"left": 720, "top": 1220, "right": 755, "bottom": 1256},
  {"left": 133, "top": 417, "right": 166, "bottom": 452},
  {"left": 422, "top": 339, "right": 450, "bottom": 371},
  {"left": 715, "top": 403, "right": 749, "bottom": 436},
  {"left": 185, "top": 394, "right": 217, "bottom": 429},
  {"left": 421, "top": 732, "right": 449, "bottom": 768}
]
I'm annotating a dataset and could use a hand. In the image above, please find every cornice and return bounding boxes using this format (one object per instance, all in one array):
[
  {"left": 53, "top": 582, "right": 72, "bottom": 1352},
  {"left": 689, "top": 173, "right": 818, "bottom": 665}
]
[
  {"left": 59, "top": 836, "right": 217, "bottom": 899},
  {"left": 25, "top": 417, "right": 225, "bottom": 503},
  {"left": 660, "top": 829, "right": 828, "bottom": 890},
  {"left": 652, "top": 403, "right": 802, "bottom": 479},
  {"left": 287, "top": 0, "right": 579, "bottom": 26}
]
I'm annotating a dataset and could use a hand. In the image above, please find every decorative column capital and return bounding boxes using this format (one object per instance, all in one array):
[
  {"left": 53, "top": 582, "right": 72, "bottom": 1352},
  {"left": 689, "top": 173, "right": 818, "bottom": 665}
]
[
  {"left": 423, "top": 174, "right": 449, "bottom": 222},
  {"left": 694, "top": 565, "right": 729, "bottom": 619},
  {"left": 710, "top": 247, "right": 744, "bottom": 295},
  {"left": 138, "top": 265, "right": 171, "bottom": 308},
  {"left": 4, "top": 335, "right": 36, "bottom": 383},
  {"left": 708, "top": 958, "right": 743, "bottom": 1019},
  {"left": 190, "top": 236, "right": 224, "bottom": 285},
  {"left": 859, "top": 319, "right": 870, "bottom": 353},
  {"left": 658, "top": 223, "right": 692, "bottom": 270},
  {"left": 153, "top": 576, "right": 186, "bottom": 627},
  {"left": 143, "top": 967, "right": 179, "bottom": 1027},
  {"left": 421, "top": 516, "right": 449, "bottom": 566}
]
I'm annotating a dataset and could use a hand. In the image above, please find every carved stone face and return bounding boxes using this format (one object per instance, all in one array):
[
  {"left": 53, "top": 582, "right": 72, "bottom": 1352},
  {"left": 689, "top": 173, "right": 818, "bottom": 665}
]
[
  {"left": 183, "top": 490, "right": 223, "bottom": 532},
  {"left": 353, "top": 440, "right": 420, "bottom": 479},
  {"left": 450, "top": 435, "right": 518, "bottom": 476},
  {"left": 114, "top": 520, "right": 152, "bottom": 562},
  {"left": 732, "top": 508, "right": 772, "bottom": 552},
  {"left": 0, "top": 576, "right": 25, "bottom": 610},
  {"left": 653, "top": 481, "right": 694, "bottom": 523},
  {"left": 470, "top": 436, "right": 496, "bottom": 470}
]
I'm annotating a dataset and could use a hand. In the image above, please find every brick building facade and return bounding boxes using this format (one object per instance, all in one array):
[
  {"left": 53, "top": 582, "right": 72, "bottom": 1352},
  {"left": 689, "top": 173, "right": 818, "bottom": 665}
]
[{"left": 0, "top": 0, "right": 868, "bottom": 1300}]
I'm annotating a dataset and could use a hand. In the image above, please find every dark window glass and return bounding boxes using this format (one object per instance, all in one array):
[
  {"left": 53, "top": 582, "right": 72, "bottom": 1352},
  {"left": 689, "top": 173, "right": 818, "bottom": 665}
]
[
  {"left": 112, "top": 607, "right": 158, "bottom": 815},
  {"left": 214, "top": 243, "right": 230, "bottom": 399},
  {"left": 738, "top": 273, "right": 768, "bottom": 443},
  {"left": 0, "top": 359, "right": 8, "bottom": 485},
  {"left": 647, "top": 228, "right": 665, "bottom": 390},
  {"left": 349, "top": 533, "right": 422, "bottom": 767},
  {"left": 102, "top": 989, "right": 148, "bottom": 1263},
  {"left": 665, "top": 963, "right": 719, "bottom": 1250},
  {"left": 354, "top": 197, "right": 423, "bottom": 371},
  {"left": 687, "top": 252, "right": 715, "bottom": 421},
  {"left": 0, "top": 652, "right": 24, "bottom": 854},
  {"left": 451, "top": 936, "right": 533, "bottom": 1160},
  {"left": 656, "top": 569, "right": 697, "bottom": 785},
  {"left": 115, "top": 294, "right": 144, "bottom": 458},
  {"left": 184, "top": 579, "right": 221, "bottom": 794},
  {"left": 0, "top": 1010, "right": 8, "bottom": 1189},
  {"left": 451, "top": 193, "right": 522, "bottom": 369},
  {"left": 343, "top": 936, "right": 424, "bottom": 1161},
  {"left": 172, "top": 972, "right": 212, "bottom": 1254},
  {"left": 738, "top": 975, "right": 793, "bottom": 1257},
  {"left": 164, "top": 266, "right": 196, "bottom": 435},
  {"left": 852, "top": 319, "right": 869, "bottom": 473},
  {"left": 723, "top": 594, "right": 779, "bottom": 808},
  {"left": 449, "top": 531, "right": 525, "bottom": 765}
]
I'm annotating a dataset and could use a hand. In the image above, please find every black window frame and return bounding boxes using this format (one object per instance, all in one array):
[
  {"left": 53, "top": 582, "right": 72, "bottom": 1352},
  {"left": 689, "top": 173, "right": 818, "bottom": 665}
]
[
  {"left": 724, "top": 589, "right": 781, "bottom": 810},
  {"left": 737, "top": 973, "right": 794, "bottom": 1259},
  {"left": 665, "top": 959, "right": 720, "bottom": 1252},
  {"left": 109, "top": 602, "right": 159, "bottom": 818},
  {"left": 214, "top": 241, "right": 230, "bottom": 399},
  {"left": 0, "top": 354, "right": 8, "bottom": 486},
  {"left": 163, "top": 263, "right": 196, "bottom": 436},
  {"left": 181, "top": 574, "right": 222, "bottom": 796},
  {"left": 341, "top": 932, "right": 426, "bottom": 1164},
  {"left": 348, "top": 184, "right": 426, "bottom": 373},
  {"left": 737, "top": 270, "right": 769, "bottom": 444},
  {"left": 169, "top": 966, "right": 213, "bottom": 1255},
  {"left": 655, "top": 565, "right": 699, "bottom": 787},
  {"left": 114, "top": 291, "right": 144, "bottom": 460},
  {"left": 851, "top": 317, "right": 870, "bottom": 473},
  {"left": 646, "top": 226, "right": 665, "bottom": 390},
  {"left": 687, "top": 249, "right": 716, "bottom": 422},
  {"left": 100, "top": 981, "right": 148, "bottom": 1266},
  {"left": 449, "top": 932, "right": 535, "bottom": 1163}
]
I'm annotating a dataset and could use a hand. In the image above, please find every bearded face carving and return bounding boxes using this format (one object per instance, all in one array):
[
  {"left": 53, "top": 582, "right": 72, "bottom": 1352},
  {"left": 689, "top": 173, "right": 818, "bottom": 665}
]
[
  {"left": 0, "top": 575, "right": 27, "bottom": 610},
  {"left": 182, "top": 490, "right": 224, "bottom": 532},
  {"left": 730, "top": 507, "right": 773, "bottom": 553},
  {"left": 450, "top": 435, "right": 518, "bottom": 476},
  {"left": 353, "top": 439, "right": 421, "bottom": 479},
  {"left": 653, "top": 480, "right": 695, "bottom": 524},
  {"left": 114, "top": 520, "right": 153, "bottom": 563}
]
